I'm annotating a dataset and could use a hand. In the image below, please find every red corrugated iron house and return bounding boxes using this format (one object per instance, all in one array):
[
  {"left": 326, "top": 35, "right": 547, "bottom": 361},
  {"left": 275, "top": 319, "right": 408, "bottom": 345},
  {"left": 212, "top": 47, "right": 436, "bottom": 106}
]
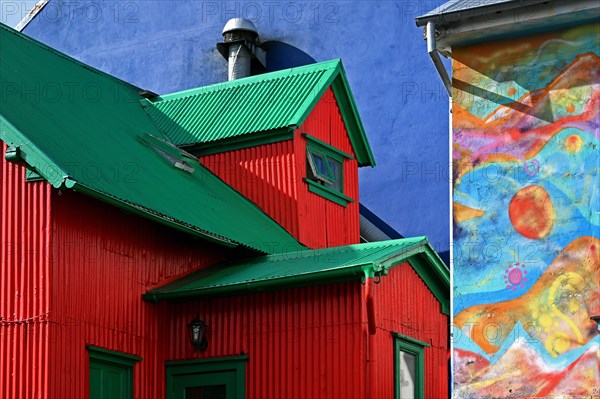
[{"left": 0, "top": 23, "right": 449, "bottom": 399}]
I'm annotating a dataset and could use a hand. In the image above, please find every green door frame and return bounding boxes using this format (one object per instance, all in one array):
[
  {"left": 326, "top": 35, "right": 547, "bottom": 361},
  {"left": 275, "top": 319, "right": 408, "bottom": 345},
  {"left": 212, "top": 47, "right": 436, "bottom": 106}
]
[
  {"left": 165, "top": 356, "right": 248, "bottom": 399},
  {"left": 87, "top": 346, "right": 142, "bottom": 399},
  {"left": 392, "top": 333, "right": 430, "bottom": 399}
]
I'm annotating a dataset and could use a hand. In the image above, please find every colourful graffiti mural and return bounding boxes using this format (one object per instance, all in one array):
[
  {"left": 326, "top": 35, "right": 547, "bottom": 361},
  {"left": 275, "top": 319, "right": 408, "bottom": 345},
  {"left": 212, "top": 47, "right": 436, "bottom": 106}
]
[{"left": 452, "top": 23, "right": 600, "bottom": 397}]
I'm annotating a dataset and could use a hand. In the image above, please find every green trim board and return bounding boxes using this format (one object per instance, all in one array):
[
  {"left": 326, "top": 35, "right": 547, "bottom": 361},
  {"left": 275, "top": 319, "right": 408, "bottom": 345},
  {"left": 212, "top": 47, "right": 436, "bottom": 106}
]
[
  {"left": 302, "top": 133, "right": 353, "bottom": 160},
  {"left": 144, "top": 237, "right": 450, "bottom": 315},
  {"left": 166, "top": 356, "right": 247, "bottom": 399},
  {"left": 87, "top": 346, "right": 141, "bottom": 399},
  {"left": 87, "top": 346, "right": 142, "bottom": 366},
  {"left": 304, "top": 178, "right": 353, "bottom": 207},
  {"left": 393, "top": 333, "right": 427, "bottom": 399},
  {"left": 143, "top": 59, "right": 376, "bottom": 166},
  {"left": 0, "top": 23, "right": 304, "bottom": 255},
  {"left": 391, "top": 332, "right": 431, "bottom": 348},
  {"left": 190, "top": 128, "right": 294, "bottom": 156}
]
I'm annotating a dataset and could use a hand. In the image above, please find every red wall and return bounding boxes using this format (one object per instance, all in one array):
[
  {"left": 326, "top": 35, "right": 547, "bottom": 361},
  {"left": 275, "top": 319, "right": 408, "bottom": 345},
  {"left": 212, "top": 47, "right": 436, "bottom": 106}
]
[
  {"left": 47, "top": 190, "right": 232, "bottom": 398},
  {"left": 367, "top": 262, "right": 449, "bottom": 399},
  {"left": 164, "top": 283, "right": 367, "bottom": 399},
  {"left": 202, "top": 87, "right": 360, "bottom": 249},
  {"left": 44, "top": 188, "right": 369, "bottom": 398},
  {"left": 202, "top": 140, "right": 300, "bottom": 239},
  {"left": 0, "top": 142, "right": 52, "bottom": 399},
  {"left": 2, "top": 133, "right": 445, "bottom": 399}
]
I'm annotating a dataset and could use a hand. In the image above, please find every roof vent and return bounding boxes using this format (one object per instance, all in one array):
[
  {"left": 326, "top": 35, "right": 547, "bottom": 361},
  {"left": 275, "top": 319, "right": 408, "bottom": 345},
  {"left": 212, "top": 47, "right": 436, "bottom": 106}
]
[{"left": 217, "top": 18, "right": 266, "bottom": 81}]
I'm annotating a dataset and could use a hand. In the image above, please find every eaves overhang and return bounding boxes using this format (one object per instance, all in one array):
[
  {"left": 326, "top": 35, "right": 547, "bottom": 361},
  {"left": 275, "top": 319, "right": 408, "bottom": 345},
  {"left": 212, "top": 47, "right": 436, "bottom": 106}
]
[{"left": 417, "top": 0, "right": 600, "bottom": 50}]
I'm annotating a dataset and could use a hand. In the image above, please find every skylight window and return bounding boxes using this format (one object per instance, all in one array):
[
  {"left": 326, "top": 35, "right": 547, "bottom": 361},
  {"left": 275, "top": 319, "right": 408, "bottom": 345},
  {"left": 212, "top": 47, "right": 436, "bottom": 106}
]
[{"left": 140, "top": 133, "right": 196, "bottom": 173}]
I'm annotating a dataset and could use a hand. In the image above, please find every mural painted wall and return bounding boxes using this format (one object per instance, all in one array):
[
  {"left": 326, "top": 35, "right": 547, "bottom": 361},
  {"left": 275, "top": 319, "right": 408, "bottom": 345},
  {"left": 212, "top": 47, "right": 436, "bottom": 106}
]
[{"left": 451, "top": 23, "right": 600, "bottom": 397}]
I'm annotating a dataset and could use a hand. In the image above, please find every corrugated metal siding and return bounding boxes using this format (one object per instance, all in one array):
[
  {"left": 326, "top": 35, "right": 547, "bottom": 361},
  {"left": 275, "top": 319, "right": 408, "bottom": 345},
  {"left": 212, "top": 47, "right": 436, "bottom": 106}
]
[
  {"left": 369, "top": 262, "right": 449, "bottom": 399},
  {"left": 0, "top": 142, "right": 52, "bottom": 399},
  {"left": 201, "top": 140, "right": 300, "bottom": 242},
  {"left": 47, "top": 190, "right": 231, "bottom": 399},
  {"left": 297, "top": 88, "right": 361, "bottom": 248},
  {"left": 165, "top": 282, "right": 366, "bottom": 399},
  {"left": 202, "top": 87, "right": 360, "bottom": 250}
]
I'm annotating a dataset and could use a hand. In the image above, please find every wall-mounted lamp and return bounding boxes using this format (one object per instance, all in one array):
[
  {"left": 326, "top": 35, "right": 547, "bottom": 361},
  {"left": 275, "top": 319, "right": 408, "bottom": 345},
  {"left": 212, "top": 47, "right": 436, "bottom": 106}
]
[{"left": 188, "top": 317, "right": 208, "bottom": 352}]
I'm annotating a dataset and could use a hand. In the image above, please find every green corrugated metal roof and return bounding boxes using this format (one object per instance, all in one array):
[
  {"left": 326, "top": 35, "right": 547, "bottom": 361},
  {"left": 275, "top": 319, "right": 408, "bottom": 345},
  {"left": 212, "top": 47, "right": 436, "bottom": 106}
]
[
  {"left": 0, "top": 23, "right": 303, "bottom": 254},
  {"left": 144, "top": 237, "right": 450, "bottom": 314},
  {"left": 143, "top": 60, "right": 376, "bottom": 167}
]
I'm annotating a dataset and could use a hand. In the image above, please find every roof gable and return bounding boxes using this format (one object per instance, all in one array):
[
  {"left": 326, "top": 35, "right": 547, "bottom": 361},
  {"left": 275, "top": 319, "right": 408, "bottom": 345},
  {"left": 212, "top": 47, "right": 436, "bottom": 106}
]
[
  {"left": 0, "top": 24, "right": 303, "bottom": 254},
  {"left": 143, "top": 60, "right": 376, "bottom": 166}
]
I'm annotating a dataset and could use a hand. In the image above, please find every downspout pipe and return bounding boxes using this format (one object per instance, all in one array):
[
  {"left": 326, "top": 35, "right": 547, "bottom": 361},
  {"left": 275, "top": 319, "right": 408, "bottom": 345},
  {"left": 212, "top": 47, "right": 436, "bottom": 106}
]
[{"left": 427, "top": 22, "right": 452, "bottom": 97}]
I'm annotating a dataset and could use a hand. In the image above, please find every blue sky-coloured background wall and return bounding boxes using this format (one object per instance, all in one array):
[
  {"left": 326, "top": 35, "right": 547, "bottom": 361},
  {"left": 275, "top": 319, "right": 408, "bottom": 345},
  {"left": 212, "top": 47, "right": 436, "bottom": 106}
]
[{"left": 1, "top": 0, "right": 450, "bottom": 252}]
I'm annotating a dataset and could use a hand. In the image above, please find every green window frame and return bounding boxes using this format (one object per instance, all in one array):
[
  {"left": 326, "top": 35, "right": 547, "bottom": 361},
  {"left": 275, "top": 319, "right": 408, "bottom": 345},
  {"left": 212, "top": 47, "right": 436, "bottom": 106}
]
[
  {"left": 165, "top": 356, "right": 248, "bottom": 399},
  {"left": 392, "top": 333, "right": 429, "bottom": 399},
  {"left": 303, "top": 133, "right": 354, "bottom": 207},
  {"left": 87, "top": 346, "right": 141, "bottom": 399}
]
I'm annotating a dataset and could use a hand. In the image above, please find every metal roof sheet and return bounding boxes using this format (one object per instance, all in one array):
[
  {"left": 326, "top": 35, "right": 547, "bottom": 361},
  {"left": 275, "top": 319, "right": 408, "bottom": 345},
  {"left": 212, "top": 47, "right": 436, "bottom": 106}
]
[
  {"left": 144, "top": 237, "right": 450, "bottom": 310},
  {"left": 416, "top": 0, "right": 553, "bottom": 26},
  {"left": 143, "top": 60, "right": 376, "bottom": 166},
  {"left": 0, "top": 23, "right": 303, "bottom": 254}
]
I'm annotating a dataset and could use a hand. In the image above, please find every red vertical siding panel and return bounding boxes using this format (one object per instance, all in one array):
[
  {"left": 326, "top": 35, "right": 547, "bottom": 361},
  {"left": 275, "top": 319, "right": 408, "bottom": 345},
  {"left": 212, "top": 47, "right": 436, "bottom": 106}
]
[
  {"left": 370, "top": 262, "right": 449, "bottom": 399},
  {"left": 201, "top": 140, "right": 299, "bottom": 250},
  {"left": 202, "top": 87, "right": 361, "bottom": 250},
  {"left": 0, "top": 141, "right": 52, "bottom": 399},
  {"left": 296, "top": 87, "right": 361, "bottom": 248},
  {"left": 46, "top": 191, "right": 231, "bottom": 399},
  {"left": 163, "top": 282, "right": 366, "bottom": 399}
]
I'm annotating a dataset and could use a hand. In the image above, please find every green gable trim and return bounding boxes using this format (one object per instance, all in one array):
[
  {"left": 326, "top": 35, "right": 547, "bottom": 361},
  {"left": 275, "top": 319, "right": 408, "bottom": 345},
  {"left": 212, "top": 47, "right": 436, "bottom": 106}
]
[
  {"left": 144, "top": 59, "right": 376, "bottom": 167},
  {"left": 87, "top": 345, "right": 142, "bottom": 366},
  {"left": 191, "top": 128, "right": 294, "bottom": 156},
  {"left": 144, "top": 237, "right": 449, "bottom": 313},
  {"left": 25, "top": 168, "right": 45, "bottom": 182},
  {"left": 304, "top": 178, "right": 354, "bottom": 207},
  {"left": 330, "top": 69, "right": 376, "bottom": 167},
  {"left": 302, "top": 133, "right": 353, "bottom": 160}
]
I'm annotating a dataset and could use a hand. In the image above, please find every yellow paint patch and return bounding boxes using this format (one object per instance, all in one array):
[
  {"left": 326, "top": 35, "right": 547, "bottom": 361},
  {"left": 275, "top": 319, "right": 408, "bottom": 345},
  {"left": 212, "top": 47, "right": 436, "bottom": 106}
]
[
  {"left": 454, "top": 202, "right": 485, "bottom": 223},
  {"left": 545, "top": 332, "right": 570, "bottom": 357}
]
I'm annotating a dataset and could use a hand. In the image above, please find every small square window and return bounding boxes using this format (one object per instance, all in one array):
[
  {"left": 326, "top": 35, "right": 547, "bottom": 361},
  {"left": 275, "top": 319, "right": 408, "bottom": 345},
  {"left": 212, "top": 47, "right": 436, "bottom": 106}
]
[
  {"left": 306, "top": 145, "right": 344, "bottom": 192},
  {"left": 303, "top": 133, "right": 354, "bottom": 207}
]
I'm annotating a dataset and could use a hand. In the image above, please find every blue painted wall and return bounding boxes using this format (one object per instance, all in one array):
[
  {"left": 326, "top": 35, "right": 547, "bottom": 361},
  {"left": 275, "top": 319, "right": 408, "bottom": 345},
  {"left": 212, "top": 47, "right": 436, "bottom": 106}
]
[{"left": 22, "top": 0, "right": 450, "bottom": 252}]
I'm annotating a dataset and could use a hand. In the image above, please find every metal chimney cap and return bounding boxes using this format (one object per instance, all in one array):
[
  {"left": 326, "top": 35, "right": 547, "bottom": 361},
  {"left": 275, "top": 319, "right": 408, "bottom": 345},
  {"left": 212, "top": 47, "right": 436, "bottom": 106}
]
[{"left": 222, "top": 18, "right": 257, "bottom": 35}]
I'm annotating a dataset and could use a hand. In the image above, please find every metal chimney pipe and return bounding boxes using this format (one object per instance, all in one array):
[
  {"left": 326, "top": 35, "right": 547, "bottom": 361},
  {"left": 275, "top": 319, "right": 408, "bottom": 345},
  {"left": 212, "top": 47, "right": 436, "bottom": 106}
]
[
  {"left": 219, "top": 18, "right": 265, "bottom": 81},
  {"left": 227, "top": 43, "right": 252, "bottom": 81}
]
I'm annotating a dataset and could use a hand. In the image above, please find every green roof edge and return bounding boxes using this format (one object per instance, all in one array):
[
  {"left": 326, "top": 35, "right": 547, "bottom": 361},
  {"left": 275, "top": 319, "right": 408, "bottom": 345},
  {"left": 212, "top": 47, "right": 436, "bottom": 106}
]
[
  {"left": 1, "top": 115, "right": 68, "bottom": 188},
  {"left": 330, "top": 61, "right": 376, "bottom": 167},
  {"left": 144, "top": 237, "right": 449, "bottom": 314}
]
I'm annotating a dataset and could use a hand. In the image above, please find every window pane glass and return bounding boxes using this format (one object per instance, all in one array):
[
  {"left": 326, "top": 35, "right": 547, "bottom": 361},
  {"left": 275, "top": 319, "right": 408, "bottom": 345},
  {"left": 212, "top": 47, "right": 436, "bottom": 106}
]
[
  {"left": 312, "top": 153, "right": 329, "bottom": 177},
  {"left": 399, "top": 351, "right": 416, "bottom": 399},
  {"left": 185, "top": 385, "right": 226, "bottom": 399},
  {"left": 326, "top": 158, "right": 342, "bottom": 192}
]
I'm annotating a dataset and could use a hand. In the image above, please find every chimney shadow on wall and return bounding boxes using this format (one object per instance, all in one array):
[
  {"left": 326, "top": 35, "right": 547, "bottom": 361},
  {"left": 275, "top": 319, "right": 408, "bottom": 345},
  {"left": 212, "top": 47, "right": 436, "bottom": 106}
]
[{"left": 261, "top": 41, "right": 317, "bottom": 72}]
